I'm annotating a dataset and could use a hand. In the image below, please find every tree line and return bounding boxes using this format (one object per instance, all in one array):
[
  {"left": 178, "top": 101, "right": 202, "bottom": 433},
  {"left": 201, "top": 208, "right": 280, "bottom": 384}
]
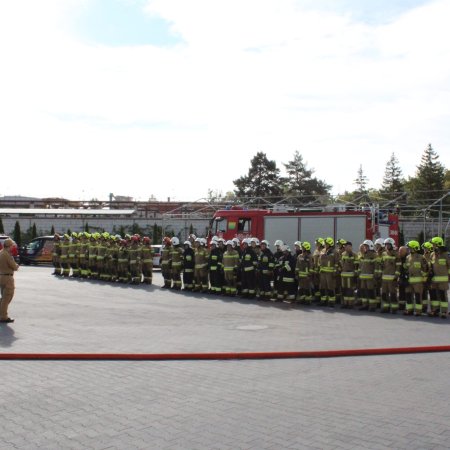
[{"left": 231, "top": 144, "right": 449, "bottom": 215}]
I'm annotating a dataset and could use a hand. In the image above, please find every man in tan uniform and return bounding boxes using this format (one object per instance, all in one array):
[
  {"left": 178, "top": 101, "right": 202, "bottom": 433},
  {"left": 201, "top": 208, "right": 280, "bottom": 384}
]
[{"left": 0, "top": 239, "right": 20, "bottom": 323}]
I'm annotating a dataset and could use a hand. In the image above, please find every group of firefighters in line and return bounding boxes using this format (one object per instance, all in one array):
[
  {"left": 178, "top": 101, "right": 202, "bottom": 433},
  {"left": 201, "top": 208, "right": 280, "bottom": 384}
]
[{"left": 51, "top": 231, "right": 450, "bottom": 319}]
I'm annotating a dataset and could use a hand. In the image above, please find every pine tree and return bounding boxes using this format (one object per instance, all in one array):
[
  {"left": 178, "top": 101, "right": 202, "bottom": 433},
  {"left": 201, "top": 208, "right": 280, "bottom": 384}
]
[
  {"left": 85, "top": 222, "right": 90, "bottom": 232},
  {"left": 408, "top": 144, "right": 446, "bottom": 204},
  {"left": 354, "top": 165, "right": 369, "bottom": 194},
  {"left": 50, "top": 225, "right": 55, "bottom": 235},
  {"left": 13, "top": 221, "right": 21, "bottom": 247},
  {"left": 380, "top": 153, "right": 404, "bottom": 196},
  {"left": 0, "top": 218, "right": 4, "bottom": 234},
  {"left": 31, "top": 223, "right": 37, "bottom": 239},
  {"left": 283, "top": 151, "right": 331, "bottom": 202},
  {"left": 234, "top": 152, "right": 284, "bottom": 201}
]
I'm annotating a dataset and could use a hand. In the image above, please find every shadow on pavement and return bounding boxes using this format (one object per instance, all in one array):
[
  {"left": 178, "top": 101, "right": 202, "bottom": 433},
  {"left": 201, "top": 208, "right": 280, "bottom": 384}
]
[{"left": 0, "top": 324, "right": 17, "bottom": 348}]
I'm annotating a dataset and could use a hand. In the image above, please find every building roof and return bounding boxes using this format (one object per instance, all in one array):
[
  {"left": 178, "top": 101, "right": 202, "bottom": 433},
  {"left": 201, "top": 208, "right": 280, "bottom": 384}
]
[{"left": 0, "top": 209, "right": 136, "bottom": 216}]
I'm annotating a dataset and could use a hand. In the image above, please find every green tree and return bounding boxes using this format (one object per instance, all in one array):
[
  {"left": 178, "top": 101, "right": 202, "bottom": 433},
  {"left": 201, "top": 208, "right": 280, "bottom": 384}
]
[
  {"left": 131, "top": 223, "right": 143, "bottom": 235},
  {"left": 31, "top": 223, "right": 37, "bottom": 239},
  {"left": 407, "top": 144, "right": 446, "bottom": 204},
  {"left": 50, "top": 225, "right": 55, "bottom": 235},
  {"left": 13, "top": 221, "right": 21, "bottom": 247},
  {"left": 283, "top": 151, "right": 331, "bottom": 202},
  {"left": 119, "top": 225, "right": 126, "bottom": 238},
  {"left": 354, "top": 165, "right": 369, "bottom": 194},
  {"left": 234, "top": 152, "right": 284, "bottom": 201},
  {"left": 84, "top": 222, "right": 90, "bottom": 232},
  {"left": 380, "top": 153, "right": 404, "bottom": 197},
  {"left": 0, "top": 218, "right": 4, "bottom": 234}
]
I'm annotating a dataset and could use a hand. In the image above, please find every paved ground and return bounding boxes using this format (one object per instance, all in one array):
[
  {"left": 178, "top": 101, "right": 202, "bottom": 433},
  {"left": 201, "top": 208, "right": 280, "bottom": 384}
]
[{"left": 1, "top": 266, "right": 450, "bottom": 449}]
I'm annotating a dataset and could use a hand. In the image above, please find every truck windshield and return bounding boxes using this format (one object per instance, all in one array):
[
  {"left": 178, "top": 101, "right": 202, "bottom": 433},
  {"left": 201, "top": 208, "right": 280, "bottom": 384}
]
[
  {"left": 214, "top": 217, "right": 227, "bottom": 234},
  {"left": 27, "top": 240, "right": 42, "bottom": 250}
]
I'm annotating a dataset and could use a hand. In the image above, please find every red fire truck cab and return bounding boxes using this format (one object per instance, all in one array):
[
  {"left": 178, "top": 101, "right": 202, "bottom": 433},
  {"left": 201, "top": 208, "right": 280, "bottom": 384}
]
[{"left": 209, "top": 207, "right": 399, "bottom": 247}]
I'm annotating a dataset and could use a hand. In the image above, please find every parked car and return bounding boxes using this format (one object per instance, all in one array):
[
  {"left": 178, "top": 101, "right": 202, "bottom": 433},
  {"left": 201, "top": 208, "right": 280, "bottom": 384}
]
[
  {"left": 151, "top": 244, "right": 162, "bottom": 268},
  {"left": 0, "top": 235, "right": 20, "bottom": 263},
  {"left": 20, "top": 236, "right": 54, "bottom": 265}
]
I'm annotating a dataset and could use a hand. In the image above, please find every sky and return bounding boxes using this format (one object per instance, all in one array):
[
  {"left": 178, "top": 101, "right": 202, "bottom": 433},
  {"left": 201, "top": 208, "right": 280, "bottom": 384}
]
[{"left": 0, "top": 0, "right": 449, "bottom": 202}]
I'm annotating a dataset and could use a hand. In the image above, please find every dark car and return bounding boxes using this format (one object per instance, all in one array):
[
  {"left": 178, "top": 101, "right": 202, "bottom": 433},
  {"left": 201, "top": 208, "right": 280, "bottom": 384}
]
[
  {"left": 20, "top": 236, "right": 54, "bottom": 265},
  {"left": 0, "top": 235, "right": 20, "bottom": 263}
]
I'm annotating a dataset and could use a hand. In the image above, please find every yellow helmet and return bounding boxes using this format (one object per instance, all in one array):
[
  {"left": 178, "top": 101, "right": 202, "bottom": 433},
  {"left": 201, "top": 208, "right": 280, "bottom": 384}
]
[
  {"left": 325, "top": 237, "right": 334, "bottom": 246},
  {"left": 431, "top": 236, "right": 444, "bottom": 247},
  {"left": 407, "top": 240, "right": 420, "bottom": 251},
  {"left": 302, "top": 241, "right": 311, "bottom": 251}
]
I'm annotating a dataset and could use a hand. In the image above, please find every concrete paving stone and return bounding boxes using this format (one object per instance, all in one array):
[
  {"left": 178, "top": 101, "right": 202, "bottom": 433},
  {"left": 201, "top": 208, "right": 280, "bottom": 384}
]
[{"left": 1, "top": 267, "right": 450, "bottom": 449}]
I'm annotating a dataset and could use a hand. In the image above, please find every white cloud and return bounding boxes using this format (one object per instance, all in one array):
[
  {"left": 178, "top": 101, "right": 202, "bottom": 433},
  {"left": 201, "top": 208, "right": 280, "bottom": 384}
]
[{"left": 0, "top": 0, "right": 448, "bottom": 201}]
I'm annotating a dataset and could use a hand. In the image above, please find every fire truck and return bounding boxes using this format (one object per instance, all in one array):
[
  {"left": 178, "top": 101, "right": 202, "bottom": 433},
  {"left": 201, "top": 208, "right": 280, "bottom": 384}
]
[{"left": 209, "top": 207, "right": 399, "bottom": 247}]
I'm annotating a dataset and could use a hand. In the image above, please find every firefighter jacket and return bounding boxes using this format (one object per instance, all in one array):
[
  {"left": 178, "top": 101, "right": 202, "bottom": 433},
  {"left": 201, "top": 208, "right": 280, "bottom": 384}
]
[
  {"left": 296, "top": 252, "right": 312, "bottom": 279},
  {"left": 88, "top": 240, "right": 98, "bottom": 263},
  {"left": 311, "top": 248, "right": 323, "bottom": 275},
  {"left": 405, "top": 252, "right": 428, "bottom": 284},
  {"left": 273, "top": 250, "right": 284, "bottom": 271},
  {"left": 430, "top": 247, "right": 450, "bottom": 284},
  {"left": 52, "top": 239, "right": 61, "bottom": 261},
  {"left": 183, "top": 247, "right": 195, "bottom": 273},
  {"left": 141, "top": 245, "right": 153, "bottom": 266},
  {"left": 381, "top": 249, "right": 400, "bottom": 281},
  {"left": 374, "top": 249, "right": 383, "bottom": 280},
  {"left": 78, "top": 239, "right": 89, "bottom": 265},
  {"left": 258, "top": 248, "right": 274, "bottom": 274},
  {"left": 128, "top": 244, "right": 141, "bottom": 267},
  {"left": 68, "top": 239, "right": 79, "bottom": 263},
  {"left": 358, "top": 250, "right": 376, "bottom": 280},
  {"left": 96, "top": 240, "right": 107, "bottom": 264},
  {"left": 319, "top": 247, "right": 339, "bottom": 275},
  {"left": 240, "top": 247, "right": 258, "bottom": 273},
  {"left": 161, "top": 245, "right": 172, "bottom": 271},
  {"left": 104, "top": 241, "right": 113, "bottom": 263},
  {"left": 208, "top": 248, "right": 223, "bottom": 272},
  {"left": 170, "top": 246, "right": 184, "bottom": 271},
  {"left": 279, "top": 253, "right": 297, "bottom": 281},
  {"left": 194, "top": 246, "right": 209, "bottom": 270},
  {"left": 339, "top": 250, "right": 357, "bottom": 278},
  {"left": 118, "top": 245, "right": 129, "bottom": 267},
  {"left": 60, "top": 239, "right": 70, "bottom": 262},
  {"left": 222, "top": 249, "right": 239, "bottom": 273}
]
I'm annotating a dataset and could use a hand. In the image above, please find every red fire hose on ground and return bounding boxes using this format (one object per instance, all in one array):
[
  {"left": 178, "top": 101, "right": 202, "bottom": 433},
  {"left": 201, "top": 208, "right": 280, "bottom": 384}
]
[{"left": 1, "top": 345, "right": 450, "bottom": 361}]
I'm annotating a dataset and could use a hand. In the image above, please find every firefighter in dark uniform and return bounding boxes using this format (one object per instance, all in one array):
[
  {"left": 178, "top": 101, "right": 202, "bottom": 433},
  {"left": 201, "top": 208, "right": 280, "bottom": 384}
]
[
  {"left": 208, "top": 240, "right": 223, "bottom": 294},
  {"left": 277, "top": 245, "right": 297, "bottom": 303},
  {"left": 240, "top": 238, "right": 258, "bottom": 298},
  {"left": 182, "top": 240, "right": 195, "bottom": 291},
  {"left": 161, "top": 237, "right": 172, "bottom": 288},
  {"left": 272, "top": 239, "right": 284, "bottom": 299},
  {"left": 258, "top": 240, "right": 274, "bottom": 300}
]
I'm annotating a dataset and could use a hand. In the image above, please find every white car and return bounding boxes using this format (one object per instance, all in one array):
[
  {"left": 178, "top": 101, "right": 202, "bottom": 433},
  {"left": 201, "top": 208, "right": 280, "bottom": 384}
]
[{"left": 151, "top": 245, "right": 162, "bottom": 268}]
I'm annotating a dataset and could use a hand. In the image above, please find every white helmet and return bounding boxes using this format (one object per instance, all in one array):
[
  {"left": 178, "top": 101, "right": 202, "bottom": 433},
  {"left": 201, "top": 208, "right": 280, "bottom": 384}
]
[
  {"left": 226, "top": 240, "right": 234, "bottom": 246},
  {"left": 250, "top": 237, "right": 260, "bottom": 245},
  {"left": 210, "top": 240, "right": 217, "bottom": 247},
  {"left": 232, "top": 237, "right": 240, "bottom": 245},
  {"left": 363, "top": 239, "right": 374, "bottom": 250},
  {"left": 171, "top": 237, "right": 180, "bottom": 246},
  {"left": 274, "top": 239, "right": 284, "bottom": 247},
  {"left": 294, "top": 241, "right": 302, "bottom": 248},
  {"left": 261, "top": 240, "right": 270, "bottom": 247},
  {"left": 211, "top": 235, "right": 219, "bottom": 242},
  {"left": 242, "top": 238, "right": 250, "bottom": 245},
  {"left": 384, "top": 237, "right": 395, "bottom": 247},
  {"left": 184, "top": 240, "right": 192, "bottom": 247},
  {"left": 374, "top": 238, "right": 385, "bottom": 247},
  {"left": 281, "top": 245, "right": 290, "bottom": 252},
  {"left": 200, "top": 238, "right": 207, "bottom": 246},
  {"left": 218, "top": 238, "right": 226, "bottom": 244}
]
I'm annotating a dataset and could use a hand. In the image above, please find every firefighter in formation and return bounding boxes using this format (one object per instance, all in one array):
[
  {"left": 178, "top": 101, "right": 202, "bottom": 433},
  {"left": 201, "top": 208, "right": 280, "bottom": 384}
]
[
  {"left": 52, "top": 232, "right": 154, "bottom": 285},
  {"left": 52, "top": 232, "right": 449, "bottom": 318}
]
